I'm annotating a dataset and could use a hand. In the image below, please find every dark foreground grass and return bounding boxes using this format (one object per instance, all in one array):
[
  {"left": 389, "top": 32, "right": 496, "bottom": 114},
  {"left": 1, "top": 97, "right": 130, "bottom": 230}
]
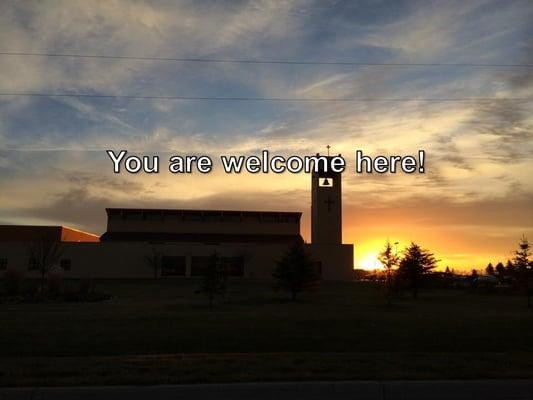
[{"left": 0, "top": 280, "right": 532, "bottom": 385}]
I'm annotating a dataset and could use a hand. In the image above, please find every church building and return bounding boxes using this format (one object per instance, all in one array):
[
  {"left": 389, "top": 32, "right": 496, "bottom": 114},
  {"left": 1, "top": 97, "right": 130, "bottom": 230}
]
[{"left": 0, "top": 155, "right": 354, "bottom": 280}]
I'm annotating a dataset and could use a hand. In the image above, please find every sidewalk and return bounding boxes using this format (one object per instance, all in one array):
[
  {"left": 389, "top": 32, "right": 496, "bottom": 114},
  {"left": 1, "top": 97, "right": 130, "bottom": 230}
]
[{"left": 1, "top": 380, "right": 532, "bottom": 400}]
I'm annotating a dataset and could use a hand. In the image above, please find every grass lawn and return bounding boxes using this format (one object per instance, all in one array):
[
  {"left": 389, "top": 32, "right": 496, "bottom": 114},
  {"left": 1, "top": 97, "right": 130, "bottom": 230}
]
[{"left": 0, "top": 280, "right": 532, "bottom": 385}]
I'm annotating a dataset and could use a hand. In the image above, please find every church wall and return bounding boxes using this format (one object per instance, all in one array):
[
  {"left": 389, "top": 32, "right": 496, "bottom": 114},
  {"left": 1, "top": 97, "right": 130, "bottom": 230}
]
[
  {"left": 0, "top": 241, "right": 290, "bottom": 280},
  {"left": 305, "top": 243, "right": 354, "bottom": 281},
  {"left": 0, "top": 241, "right": 354, "bottom": 281}
]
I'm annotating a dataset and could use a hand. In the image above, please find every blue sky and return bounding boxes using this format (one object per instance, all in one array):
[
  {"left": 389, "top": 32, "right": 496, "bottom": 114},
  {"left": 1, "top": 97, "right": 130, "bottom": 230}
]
[{"left": 0, "top": 0, "right": 532, "bottom": 269}]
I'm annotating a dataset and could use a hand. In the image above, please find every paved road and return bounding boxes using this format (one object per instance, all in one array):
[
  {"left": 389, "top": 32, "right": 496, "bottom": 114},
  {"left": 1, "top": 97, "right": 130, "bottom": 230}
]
[{"left": 1, "top": 380, "right": 532, "bottom": 400}]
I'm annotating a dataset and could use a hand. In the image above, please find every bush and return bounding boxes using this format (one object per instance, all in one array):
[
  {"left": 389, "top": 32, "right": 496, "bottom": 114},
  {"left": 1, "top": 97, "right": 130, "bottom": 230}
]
[
  {"left": 62, "top": 282, "right": 80, "bottom": 302},
  {"left": 47, "top": 269, "right": 63, "bottom": 296},
  {"left": 78, "top": 279, "right": 94, "bottom": 295},
  {"left": 63, "top": 280, "right": 108, "bottom": 303},
  {"left": 22, "top": 283, "right": 40, "bottom": 302},
  {"left": 3, "top": 269, "right": 26, "bottom": 296}
]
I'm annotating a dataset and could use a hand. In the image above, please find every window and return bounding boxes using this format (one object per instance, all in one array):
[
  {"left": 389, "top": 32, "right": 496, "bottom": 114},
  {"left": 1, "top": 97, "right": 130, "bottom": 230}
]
[
  {"left": 221, "top": 257, "right": 244, "bottom": 277},
  {"left": 222, "top": 213, "right": 241, "bottom": 223},
  {"left": 161, "top": 256, "right": 186, "bottom": 276},
  {"left": 242, "top": 214, "right": 261, "bottom": 223},
  {"left": 191, "top": 256, "right": 244, "bottom": 277},
  {"left": 279, "top": 215, "right": 298, "bottom": 223},
  {"left": 183, "top": 213, "right": 202, "bottom": 221},
  {"left": 60, "top": 259, "right": 72, "bottom": 271},
  {"left": 191, "top": 256, "right": 210, "bottom": 276},
  {"left": 262, "top": 214, "right": 277, "bottom": 223},
  {"left": 28, "top": 257, "right": 38, "bottom": 271},
  {"left": 144, "top": 212, "right": 162, "bottom": 221},
  {"left": 124, "top": 212, "right": 142, "bottom": 220},
  {"left": 0, "top": 258, "right": 7, "bottom": 271},
  {"left": 203, "top": 213, "right": 221, "bottom": 222}
]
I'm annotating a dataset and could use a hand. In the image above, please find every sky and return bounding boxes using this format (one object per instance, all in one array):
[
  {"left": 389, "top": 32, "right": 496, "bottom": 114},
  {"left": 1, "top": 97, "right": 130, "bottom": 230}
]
[{"left": 0, "top": 0, "right": 532, "bottom": 271}]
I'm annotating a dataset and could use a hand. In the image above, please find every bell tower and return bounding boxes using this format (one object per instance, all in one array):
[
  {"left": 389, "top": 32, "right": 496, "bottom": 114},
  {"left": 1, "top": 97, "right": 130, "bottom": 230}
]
[{"left": 311, "top": 146, "right": 342, "bottom": 245}]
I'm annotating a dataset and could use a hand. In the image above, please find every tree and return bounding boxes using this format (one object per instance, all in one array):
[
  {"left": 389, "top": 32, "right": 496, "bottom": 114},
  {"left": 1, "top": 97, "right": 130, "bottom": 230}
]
[
  {"left": 196, "top": 252, "right": 227, "bottom": 308},
  {"left": 273, "top": 242, "right": 319, "bottom": 301},
  {"left": 485, "top": 263, "right": 495, "bottom": 276},
  {"left": 398, "top": 242, "right": 437, "bottom": 299},
  {"left": 512, "top": 235, "right": 532, "bottom": 307},
  {"left": 28, "top": 234, "right": 63, "bottom": 300},
  {"left": 470, "top": 269, "right": 479, "bottom": 291},
  {"left": 144, "top": 247, "right": 163, "bottom": 279},
  {"left": 505, "top": 259, "right": 515, "bottom": 276},
  {"left": 495, "top": 262, "right": 505, "bottom": 281},
  {"left": 378, "top": 240, "right": 399, "bottom": 307},
  {"left": 444, "top": 266, "right": 454, "bottom": 288}
]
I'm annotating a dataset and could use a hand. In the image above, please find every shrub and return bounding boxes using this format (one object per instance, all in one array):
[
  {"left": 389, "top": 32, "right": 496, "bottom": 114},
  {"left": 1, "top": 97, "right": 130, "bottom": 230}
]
[
  {"left": 3, "top": 269, "right": 26, "bottom": 296},
  {"left": 78, "top": 279, "right": 94, "bottom": 295},
  {"left": 62, "top": 282, "right": 80, "bottom": 302},
  {"left": 63, "top": 280, "right": 107, "bottom": 303},
  {"left": 47, "top": 269, "right": 63, "bottom": 296}
]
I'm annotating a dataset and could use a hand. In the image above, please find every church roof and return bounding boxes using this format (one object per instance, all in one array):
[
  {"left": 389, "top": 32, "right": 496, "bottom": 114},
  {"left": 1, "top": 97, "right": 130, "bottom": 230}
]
[
  {"left": 100, "top": 231, "right": 303, "bottom": 244},
  {"left": 106, "top": 208, "right": 302, "bottom": 218}
]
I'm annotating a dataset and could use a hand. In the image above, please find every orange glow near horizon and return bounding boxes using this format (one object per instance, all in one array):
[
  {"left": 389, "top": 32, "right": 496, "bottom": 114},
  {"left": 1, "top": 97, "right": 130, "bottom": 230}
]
[
  {"left": 353, "top": 243, "right": 488, "bottom": 273},
  {"left": 347, "top": 231, "right": 522, "bottom": 273}
]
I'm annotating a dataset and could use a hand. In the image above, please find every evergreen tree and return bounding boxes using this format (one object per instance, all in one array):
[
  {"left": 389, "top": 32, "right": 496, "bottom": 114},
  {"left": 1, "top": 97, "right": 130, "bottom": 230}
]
[
  {"left": 512, "top": 235, "right": 532, "bottom": 307},
  {"left": 485, "top": 262, "right": 495, "bottom": 276},
  {"left": 273, "top": 242, "right": 319, "bottom": 301},
  {"left": 505, "top": 259, "right": 515, "bottom": 276},
  {"left": 398, "top": 242, "right": 437, "bottom": 299},
  {"left": 495, "top": 262, "right": 505, "bottom": 281}
]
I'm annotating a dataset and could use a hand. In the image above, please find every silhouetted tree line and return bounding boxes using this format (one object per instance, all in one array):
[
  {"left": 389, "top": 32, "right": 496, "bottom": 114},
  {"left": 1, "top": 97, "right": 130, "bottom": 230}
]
[
  {"left": 365, "top": 236, "right": 533, "bottom": 307},
  {"left": 477, "top": 235, "right": 532, "bottom": 306}
]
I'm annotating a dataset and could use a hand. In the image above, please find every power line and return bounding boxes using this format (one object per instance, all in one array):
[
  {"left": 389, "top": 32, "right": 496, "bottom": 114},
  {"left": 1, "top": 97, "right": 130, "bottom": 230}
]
[
  {"left": 0, "top": 93, "right": 530, "bottom": 102},
  {"left": 1, "top": 51, "right": 531, "bottom": 68}
]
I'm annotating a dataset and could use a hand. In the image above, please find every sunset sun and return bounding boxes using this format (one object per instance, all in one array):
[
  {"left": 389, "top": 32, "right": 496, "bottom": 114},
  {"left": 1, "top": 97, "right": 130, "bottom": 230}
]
[{"left": 358, "top": 251, "right": 381, "bottom": 270}]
